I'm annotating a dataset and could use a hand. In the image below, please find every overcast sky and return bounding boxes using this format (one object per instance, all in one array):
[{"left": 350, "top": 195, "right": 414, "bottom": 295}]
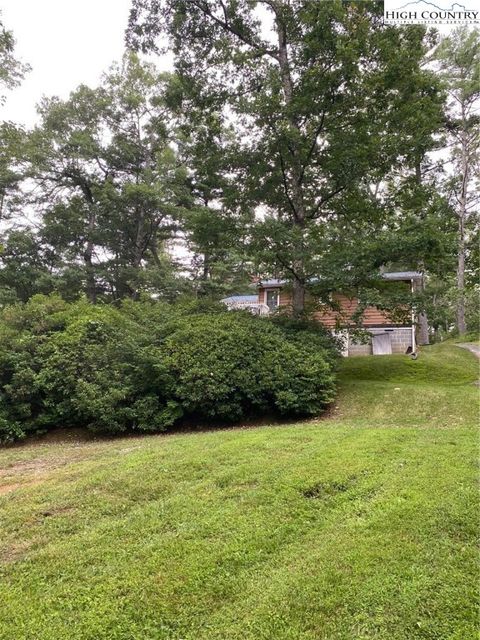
[
  {"left": 1, "top": 0, "right": 133, "bottom": 125},
  {"left": 0, "top": 0, "right": 467, "bottom": 129}
]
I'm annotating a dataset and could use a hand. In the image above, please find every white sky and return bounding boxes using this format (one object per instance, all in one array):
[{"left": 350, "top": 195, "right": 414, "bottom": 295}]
[
  {"left": 0, "top": 0, "right": 469, "bottom": 129},
  {"left": 1, "top": 0, "right": 133, "bottom": 126}
]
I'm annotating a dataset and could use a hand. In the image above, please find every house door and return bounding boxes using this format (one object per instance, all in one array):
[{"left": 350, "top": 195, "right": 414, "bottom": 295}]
[{"left": 372, "top": 333, "right": 392, "bottom": 355}]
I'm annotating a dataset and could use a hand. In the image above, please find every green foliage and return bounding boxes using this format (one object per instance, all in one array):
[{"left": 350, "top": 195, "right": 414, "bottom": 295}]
[
  {"left": 0, "top": 297, "right": 176, "bottom": 440},
  {"left": 34, "top": 308, "right": 177, "bottom": 435},
  {"left": 0, "top": 12, "right": 29, "bottom": 102},
  {"left": 128, "top": 1, "right": 445, "bottom": 315},
  {"left": 0, "top": 229, "right": 79, "bottom": 304},
  {"left": 164, "top": 313, "right": 336, "bottom": 421},
  {"left": 269, "top": 314, "right": 340, "bottom": 367},
  {"left": 0, "top": 343, "right": 477, "bottom": 640},
  {"left": 11, "top": 53, "right": 189, "bottom": 303},
  {"left": 0, "top": 297, "right": 338, "bottom": 442},
  {"left": 433, "top": 27, "right": 480, "bottom": 335}
]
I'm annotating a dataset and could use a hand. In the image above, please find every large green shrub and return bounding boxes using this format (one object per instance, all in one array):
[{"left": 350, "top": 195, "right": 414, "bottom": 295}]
[
  {"left": 163, "top": 313, "right": 336, "bottom": 422},
  {"left": 34, "top": 307, "right": 179, "bottom": 434},
  {"left": 0, "top": 297, "right": 338, "bottom": 443},
  {"left": 0, "top": 295, "right": 73, "bottom": 442},
  {"left": 269, "top": 315, "right": 341, "bottom": 367},
  {"left": 0, "top": 296, "right": 178, "bottom": 441}
]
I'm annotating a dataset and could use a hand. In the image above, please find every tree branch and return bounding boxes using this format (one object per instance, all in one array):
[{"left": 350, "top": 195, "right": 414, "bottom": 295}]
[
  {"left": 189, "top": 0, "right": 279, "bottom": 60},
  {"left": 279, "top": 152, "right": 299, "bottom": 219},
  {"left": 310, "top": 185, "right": 345, "bottom": 219},
  {"left": 298, "top": 111, "right": 326, "bottom": 186}
]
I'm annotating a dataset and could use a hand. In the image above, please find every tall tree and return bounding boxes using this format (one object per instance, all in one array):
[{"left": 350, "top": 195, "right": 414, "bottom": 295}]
[
  {"left": 0, "top": 13, "right": 29, "bottom": 219},
  {"left": 24, "top": 84, "right": 110, "bottom": 302},
  {"left": 22, "top": 54, "right": 188, "bottom": 302},
  {"left": 128, "top": 0, "right": 443, "bottom": 316},
  {"left": 96, "top": 54, "right": 188, "bottom": 299},
  {"left": 435, "top": 28, "right": 479, "bottom": 335},
  {"left": 170, "top": 82, "right": 253, "bottom": 296}
]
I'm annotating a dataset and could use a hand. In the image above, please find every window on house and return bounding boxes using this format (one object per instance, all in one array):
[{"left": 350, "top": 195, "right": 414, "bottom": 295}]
[{"left": 265, "top": 289, "right": 280, "bottom": 310}]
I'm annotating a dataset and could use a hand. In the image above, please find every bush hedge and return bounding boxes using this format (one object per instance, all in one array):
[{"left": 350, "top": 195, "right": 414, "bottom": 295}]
[{"left": 0, "top": 295, "right": 338, "bottom": 443}]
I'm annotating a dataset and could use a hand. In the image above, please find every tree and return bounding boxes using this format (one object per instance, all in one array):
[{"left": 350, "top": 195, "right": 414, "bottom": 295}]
[
  {"left": 435, "top": 28, "right": 480, "bottom": 335},
  {"left": 0, "top": 229, "right": 54, "bottom": 304},
  {"left": 99, "top": 54, "right": 191, "bottom": 299},
  {"left": 0, "top": 14, "right": 29, "bottom": 219},
  {"left": 0, "top": 228, "right": 83, "bottom": 305},
  {"left": 0, "top": 12, "right": 29, "bottom": 103},
  {"left": 0, "top": 122, "right": 26, "bottom": 220},
  {"left": 22, "top": 54, "right": 188, "bottom": 302},
  {"left": 128, "top": 0, "right": 443, "bottom": 316},
  {"left": 23, "top": 84, "right": 111, "bottom": 302},
  {"left": 171, "top": 87, "right": 253, "bottom": 296}
]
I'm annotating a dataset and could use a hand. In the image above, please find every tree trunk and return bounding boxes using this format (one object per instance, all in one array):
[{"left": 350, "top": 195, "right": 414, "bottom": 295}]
[
  {"left": 130, "top": 116, "right": 147, "bottom": 301},
  {"left": 413, "top": 161, "right": 429, "bottom": 345},
  {"left": 417, "top": 312, "right": 429, "bottom": 345},
  {"left": 83, "top": 243, "right": 96, "bottom": 303},
  {"left": 292, "top": 274, "right": 305, "bottom": 315},
  {"left": 202, "top": 253, "right": 210, "bottom": 281},
  {"left": 83, "top": 208, "right": 97, "bottom": 304},
  {"left": 76, "top": 178, "right": 97, "bottom": 303},
  {"left": 416, "top": 271, "right": 429, "bottom": 345},
  {"left": 131, "top": 204, "right": 146, "bottom": 300},
  {"left": 274, "top": 7, "right": 307, "bottom": 317},
  {"left": 456, "top": 213, "right": 466, "bottom": 335},
  {"left": 456, "top": 108, "right": 469, "bottom": 336}
]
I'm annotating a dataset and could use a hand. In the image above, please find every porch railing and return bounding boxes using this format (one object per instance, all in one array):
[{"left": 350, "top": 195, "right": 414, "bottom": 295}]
[{"left": 224, "top": 301, "right": 270, "bottom": 316}]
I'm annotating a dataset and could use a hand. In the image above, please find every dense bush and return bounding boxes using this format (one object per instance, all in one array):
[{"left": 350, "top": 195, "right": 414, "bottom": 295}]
[
  {"left": 0, "top": 296, "right": 178, "bottom": 441},
  {"left": 0, "top": 296, "right": 338, "bottom": 443},
  {"left": 269, "top": 315, "right": 341, "bottom": 367},
  {"left": 163, "top": 313, "right": 336, "bottom": 421}
]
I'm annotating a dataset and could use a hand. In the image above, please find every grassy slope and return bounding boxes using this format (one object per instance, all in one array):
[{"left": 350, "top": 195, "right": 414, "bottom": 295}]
[{"left": 0, "top": 343, "right": 478, "bottom": 640}]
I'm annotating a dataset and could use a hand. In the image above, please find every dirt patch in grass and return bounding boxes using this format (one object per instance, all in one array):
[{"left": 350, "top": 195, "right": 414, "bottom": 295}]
[
  {"left": 0, "top": 539, "right": 34, "bottom": 565},
  {"left": 21, "top": 427, "right": 96, "bottom": 446},
  {"left": 0, "top": 456, "right": 74, "bottom": 479},
  {"left": 0, "top": 450, "right": 95, "bottom": 493},
  {"left": 302, "top": 477, "right": 357, "bottom": 499},
  {"left": 0, "top": 477, "right": 46, "bottom": 495},
  {"left": 37, "top": 505, "right": 75, "bottom": 519}
]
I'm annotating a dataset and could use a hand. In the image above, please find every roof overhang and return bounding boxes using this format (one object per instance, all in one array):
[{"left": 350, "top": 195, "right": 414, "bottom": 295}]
[{"left": 257, "top": 272, "right": 423, "bottom": 288}]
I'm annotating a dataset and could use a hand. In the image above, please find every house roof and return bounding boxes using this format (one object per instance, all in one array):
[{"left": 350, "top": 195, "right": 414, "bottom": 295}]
[
  {"left": 221, "top": 295, "right": 258, "bottom": 304},
  {"left": 381, "top": 271, "right": 423, "bottom": 281},
  {"left": 257, "top": 272, "right": 423, "bottom": 288}
]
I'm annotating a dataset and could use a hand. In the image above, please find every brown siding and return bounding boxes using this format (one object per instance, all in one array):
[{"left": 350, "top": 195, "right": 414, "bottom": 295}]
[
  {"left": 279, "top": 289, "right": 291, "bottom": 307},
  {"left": 258, "top": 288, "right": 393, "bottom": 328},
  {"left": 313, "top": 294, "right": 392, "bottom": 328}
]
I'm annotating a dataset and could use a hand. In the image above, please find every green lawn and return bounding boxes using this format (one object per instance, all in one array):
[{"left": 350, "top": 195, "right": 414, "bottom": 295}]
[{"left": 0, "top": 343, "right": 478, "bottom": 640}]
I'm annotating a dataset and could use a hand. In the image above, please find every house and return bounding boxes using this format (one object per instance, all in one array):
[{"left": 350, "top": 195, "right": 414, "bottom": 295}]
[{"left": 223, "top": 272, "right": 422, "bottom": 357}]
